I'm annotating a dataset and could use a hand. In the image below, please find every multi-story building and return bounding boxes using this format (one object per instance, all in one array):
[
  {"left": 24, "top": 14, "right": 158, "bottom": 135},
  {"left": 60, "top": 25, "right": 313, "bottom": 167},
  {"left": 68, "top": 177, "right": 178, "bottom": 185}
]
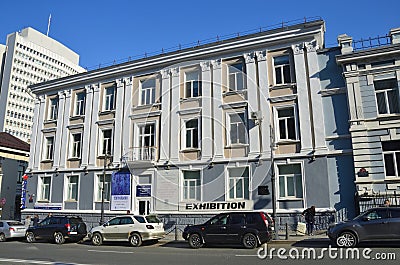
[
  {"left": 0, "top": 27, "right": 85, "bottom": 142},
  {"left": 0, "top": 133, "right": 29, "bottom": 220},
  {"left": 23, "top": 18, "right": 355, "bottom": 229},
  {"left": 337, "top": 27, "right": 400, "bottom": 210}
]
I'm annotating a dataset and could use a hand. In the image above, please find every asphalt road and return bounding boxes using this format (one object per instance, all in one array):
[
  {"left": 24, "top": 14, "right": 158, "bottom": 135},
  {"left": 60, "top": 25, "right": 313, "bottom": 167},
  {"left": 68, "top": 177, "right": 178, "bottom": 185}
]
[{"left": 0, "top": 239, "right": 398, "bottom": 265}]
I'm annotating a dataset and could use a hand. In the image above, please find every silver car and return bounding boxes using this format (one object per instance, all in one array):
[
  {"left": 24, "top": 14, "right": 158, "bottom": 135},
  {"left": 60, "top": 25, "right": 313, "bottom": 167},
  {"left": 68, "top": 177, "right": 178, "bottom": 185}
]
[
  {"left": 0, "top": 220, "right": 27, "bottom": 241},
  {"left": 89, "top": 215, "right": 165, "bottom": 247}
]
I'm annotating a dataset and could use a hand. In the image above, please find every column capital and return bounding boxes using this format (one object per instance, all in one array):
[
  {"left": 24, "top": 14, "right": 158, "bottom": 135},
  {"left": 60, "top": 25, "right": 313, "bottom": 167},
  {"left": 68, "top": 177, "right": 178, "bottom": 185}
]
[
  {"left": 91, "top": 83, "right": 100, "bottom": 92},
  {"left": 123, "top": 76, "right": 133, "bottom": 86},
  {"left": 255, "top": 51, "right": 267, "bottom": 62},
  {"left": 211, "top": 59, "right": 222, "bottom": 69},
  {"left": 305, "top": 40, "right": 319, "bottom": 53},
  {"left": 244, "top": 52, "right": 255, "bottom": 64},
  {"left": 292, "top": 43, "right": 305, "bottom": 55},
  {"left": 160, "top": 69, "right": 170, "bottom": 79},
  {"left": 170, "top": 67, "right": 179, "bottom": 77},
  {"left": 200, "top": 61, "right": 211, "bottom": 72},
  {"left": 116, "top": 78, "right": 124, "bottom": 88}
]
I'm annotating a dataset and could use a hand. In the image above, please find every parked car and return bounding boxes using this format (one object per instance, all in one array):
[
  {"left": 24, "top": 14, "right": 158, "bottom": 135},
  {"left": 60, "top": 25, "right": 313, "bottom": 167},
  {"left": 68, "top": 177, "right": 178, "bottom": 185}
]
[
  {"left": 25, "top": 216, "right": 87, "bottom": 244},
  {"left": 0, "top": 220, "right": 27, "bottom": 241},
  {"left": 182, "top": 211, "right": 274, "bottom": 249},
  {"left": 327, "top": 207, "right": 400, "bottom": 247},
  {"left": 88, "top": 215, "right": 165, "bottom": 247}
]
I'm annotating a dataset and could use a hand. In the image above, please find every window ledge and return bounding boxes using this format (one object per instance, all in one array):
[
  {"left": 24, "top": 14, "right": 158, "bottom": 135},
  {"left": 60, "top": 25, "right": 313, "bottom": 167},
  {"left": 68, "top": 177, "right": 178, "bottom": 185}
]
[
  {"left": 97, "top": 155, "right": 113, "bottom": 160},
  {"left": 270, "top": 83, "right": 296, "bottom": 90},
  {"left": 64, "top": 200, "right": 77, "bottom": 203},
  {"left": 180, "top": 97, "right": 202, "bottom": 103},
  {"left": 40, "top": 159, "right": 53, "bottom": 163},
  {"left": 132, "top": 102, "right": 161, "bottom": 111},
  {"left": 278, "top": 198, "right": 303, "bottom": 201},
  {"left": 43, "top": 120, "right": 57, "bottom": 125},
  {"left": 99, "top": 110, "right": 115, "bottom": 115},
  {"left": 223, "top": 90, "right": 247, "bottom": 97},
  {"left": 277, "top": 140, "right": 300, "bottom": 145},
  {"left": 67, "top": 157, "right": 81, "bottom": 161},
  {"left": 180, "top": 148, "right": 200, "bottom": 153},
  {"left": 225, "top": 144, "right": 249, "bottom": 149},
  {"left": 94, "top": 200, "right": 110, "bottom": 203},
  {"left": 376, "top": 114, "right": 400, "bottom": 120},
  {"left": 69, "top": 115, "right": 85, "bottom": 121},
  {"left": 37, "top": 200, "right": 50, "bottom": 203}
]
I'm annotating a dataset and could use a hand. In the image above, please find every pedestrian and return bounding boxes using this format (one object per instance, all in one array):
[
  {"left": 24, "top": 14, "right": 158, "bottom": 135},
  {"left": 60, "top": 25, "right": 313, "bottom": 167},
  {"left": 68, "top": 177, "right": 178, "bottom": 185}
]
[
  {"left": 47, "top": 212, "right": 52, "bottom": 218},
  {"left": 24, "top": 215, "right": 31, "bottom": 228},
  {"left": 302, "top": 205, "right": 316, "bottom": 236},
  {"left": 384, "top": 199, "right": 391, "bottom": 207},
  {"left": 32, "top": 214, "right": 39, "bottom": 226}
]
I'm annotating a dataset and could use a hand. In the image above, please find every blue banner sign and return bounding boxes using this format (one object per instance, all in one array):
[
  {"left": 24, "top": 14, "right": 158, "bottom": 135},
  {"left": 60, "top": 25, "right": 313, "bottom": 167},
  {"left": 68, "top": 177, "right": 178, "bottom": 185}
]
[
  {"left": 136, "top": 185, "right": 151, "bottom": 197},
  {"left": 111, "top": 171, "right": 131, "bottom": 210}
]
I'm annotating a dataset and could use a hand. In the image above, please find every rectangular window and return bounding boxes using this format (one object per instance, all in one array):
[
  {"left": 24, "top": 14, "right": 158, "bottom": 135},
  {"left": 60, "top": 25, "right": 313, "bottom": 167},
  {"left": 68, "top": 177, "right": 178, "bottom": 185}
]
[
  {"left": 97, "top": 174, "right": 111, "bottom": 201},
  {"left": 67, "top": 175, "right": 79, "bottom": 201},
  {"left": 278, "top": 164, "right": 303, "bottom": 199},
  {"left": 375, "top": 79, "right": 400, "bottom": 115},
  {"left": 71, "top": 133, "right": 82, "bottom": 158},
  {"left": 48, "top": 97, "right": 58, "bottom": 120},
  {"left": 274, "top": 55, "right": 291, "bottom": 85},
  {"left": 228, "top": 167, "right": 249, "bottom": 199},
  {"left": 185, "top": 119, "right": 199, "bottom": 148},
  {"left": 185, "top": 71, "right": 201, "bottom": 98},
  {"left": 44, "top": 136, "right": 54, "bottom": 160},
  {"left": 101, "top": 129, "right": 112, "bottom": 155},
  {"left": 183, "top": 171, "right": 201, "bottom": 201},
  {"left": 104, "top": 86, "right": 115, "bottom": 111},
  {"left": 140, "top": 79, "right": 156, "bottom": 105},
  {"left": 39, "top": 176, "right": 51, "bottom": 201},
  {"left": 277, "top": 107, "right": 296, "bottom": 141},
  {"left": 229, "top": 112, "right": 247, "bottom": 144},
  {"left": 75, "top": 92, "right": 86, "bottom": 116},
  {"left": 228, "top": 63, "right": 244, "bottom": 91},
  {"left": 138, "top": 124, "right": 155, "bottom": 160},
  {"left": 382, "top": 140, "right": 400, "bottom": 177}
]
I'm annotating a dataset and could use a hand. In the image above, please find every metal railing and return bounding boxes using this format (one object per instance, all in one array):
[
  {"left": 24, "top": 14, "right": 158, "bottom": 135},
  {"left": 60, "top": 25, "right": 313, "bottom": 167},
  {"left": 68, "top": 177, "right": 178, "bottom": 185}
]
[
  {"left": 353, "top": 35, "right": 392, "bottom": 51},
  {"left": 83, "top": 17, "right": 323, "bottom": 71},
  {"left": 356, "top": 192, "right": 400, "bottom": 214}
]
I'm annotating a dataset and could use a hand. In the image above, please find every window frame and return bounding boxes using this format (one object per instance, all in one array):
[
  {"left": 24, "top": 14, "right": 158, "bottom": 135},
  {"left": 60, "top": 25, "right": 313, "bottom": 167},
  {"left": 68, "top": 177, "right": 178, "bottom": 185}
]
[
  {"left": 100, "top": 128, "right": 113, "bottom": 156},
  {"left": 277, "top": 163, "right": 304, "bottom": 200},
  {"left": 374, "top": 78, "right": 400, "bottom": 115},
  {"left": 38, "top": 175, "right": 51, "bottom": 201},
  {"left": 227, "top": 63, "right": 245, "bottom": 91},
  {"left": 183, "top": 118, "right": 200, "bottom": 150},
  {"left": 137, "top": 123, "right": 156, "bottom": 160},
  {"left": 66, "top": 175, "right": 79, "bottom": 201},
  {"left": 382, "top": 140, "right": 400, "bottom": 178},
  {"left": 43, "top": 136, "right": 55, "bottom": 161},
  {"left": 74, "top": 91, "right": 86, "bottom": 116},
  {"left": 96, "top": 173, "right": 111, "bottom": 202},
  {"left": 48, "top": 96, "right": 58, "bottom": 120},
  {"left": 140, "top": 79, "right": 156, "bottom": 106},
  {"left": 182, "top": 170, "right": 201, "bottom": 201},
  {"left": 227, "top": 167, "right": 250, "bottom": 200},
  {"left": 226, "top": 111, "right": 248, "bottom": 146},
  {"left": 184, "top": 71, "right": 201, "bottom": 98},
  {"left": 103, "top": 85, "right": 116, "bottom": 111},
  {"left": 273, "top": 55, "right": 292, "bottom": 85},
  {"left": 273, "top": 104, "right": 299, "bottom": 143},
  {"left": 70, "top": 132, "right": 82, "bottom": 159}
]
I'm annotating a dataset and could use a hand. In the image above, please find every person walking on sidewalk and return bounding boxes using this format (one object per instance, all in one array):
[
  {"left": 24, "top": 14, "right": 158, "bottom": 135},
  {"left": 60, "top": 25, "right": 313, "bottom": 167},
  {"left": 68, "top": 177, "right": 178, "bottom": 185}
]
[{"left": 302, "top": 205, "right": 316, "bottom": 236}]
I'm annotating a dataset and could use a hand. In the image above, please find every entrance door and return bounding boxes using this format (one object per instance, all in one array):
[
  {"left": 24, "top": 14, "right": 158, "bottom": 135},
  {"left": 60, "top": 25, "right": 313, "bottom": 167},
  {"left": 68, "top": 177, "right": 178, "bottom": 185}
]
[{"left": 138, "top": 199, "right": 151, "bottom": 215}]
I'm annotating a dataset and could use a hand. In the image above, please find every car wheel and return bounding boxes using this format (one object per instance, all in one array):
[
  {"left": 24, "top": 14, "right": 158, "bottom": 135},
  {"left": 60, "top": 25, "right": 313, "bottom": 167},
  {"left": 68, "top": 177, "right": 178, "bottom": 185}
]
[
  {"left": 242, "top": 233, "right": 258, "bottom": 249},
  {"left": 336, "top": 231, "right": 357, "bottom": 247},
  {"left": 188, "top": 233, "right": 203, "bottom": 249},
  {"left": 26, "top": 232, "right": 35, "bottom": 243},
  {"left": 92, "top": 233, "right": 103, "bottom": 246},
  {"left": 129, "top": 233, "right": 142, "bottom": 247},
  {"left": 54, "top": 232, "right": 65, "bottom": 244},
  {"left": 0, "top": 233, "right": 6, "bottom": 242}
]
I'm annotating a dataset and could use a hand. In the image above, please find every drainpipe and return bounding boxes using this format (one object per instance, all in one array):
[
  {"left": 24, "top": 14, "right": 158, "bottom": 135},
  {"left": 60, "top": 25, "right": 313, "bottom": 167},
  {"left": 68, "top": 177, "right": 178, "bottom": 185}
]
[{"left": 303, "top": 44, "right": 316, "bottom": 156}]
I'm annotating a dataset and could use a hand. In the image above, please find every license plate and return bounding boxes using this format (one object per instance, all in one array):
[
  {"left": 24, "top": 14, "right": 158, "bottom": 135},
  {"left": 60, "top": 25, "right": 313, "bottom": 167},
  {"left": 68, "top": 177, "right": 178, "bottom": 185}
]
[{"left": 69, "top": 231, "right": 77, "bottom": 234}]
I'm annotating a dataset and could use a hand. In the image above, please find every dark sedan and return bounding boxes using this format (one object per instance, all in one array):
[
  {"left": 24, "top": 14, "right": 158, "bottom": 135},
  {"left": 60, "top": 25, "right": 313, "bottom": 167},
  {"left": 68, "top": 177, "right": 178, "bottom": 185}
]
[{"left": 327, "top": 207, "right": 400, "bottom": 247}]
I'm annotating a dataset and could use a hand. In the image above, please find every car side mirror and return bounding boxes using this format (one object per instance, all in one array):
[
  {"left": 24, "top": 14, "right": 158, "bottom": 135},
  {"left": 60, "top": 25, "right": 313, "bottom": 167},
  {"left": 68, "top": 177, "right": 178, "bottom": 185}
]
[{"left": 103, "top": 222, "right": 109, "bottom": 227}]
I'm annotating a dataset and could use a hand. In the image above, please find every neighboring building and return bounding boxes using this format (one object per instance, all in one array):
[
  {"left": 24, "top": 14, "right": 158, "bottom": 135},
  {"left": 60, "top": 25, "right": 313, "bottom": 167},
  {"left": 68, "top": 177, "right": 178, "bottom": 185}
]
[
  {"left": 23, "top": 18, "right": 355, "bottom": 229},
  {"left": 337, "top": 28, "right": 400, "bottom": 210},
  {"left": 0, "top": 132, "right": 29, "bottom": 220},
  {"left": 0, "top": 27, "right": 85, "bottom": 142}
]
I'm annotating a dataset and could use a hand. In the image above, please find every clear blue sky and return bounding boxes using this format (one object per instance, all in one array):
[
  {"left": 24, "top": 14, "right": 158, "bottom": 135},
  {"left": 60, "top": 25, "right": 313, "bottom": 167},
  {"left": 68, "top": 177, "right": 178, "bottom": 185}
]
[{"left": 1, "top": 0, "right": 399, "bottom": 69}]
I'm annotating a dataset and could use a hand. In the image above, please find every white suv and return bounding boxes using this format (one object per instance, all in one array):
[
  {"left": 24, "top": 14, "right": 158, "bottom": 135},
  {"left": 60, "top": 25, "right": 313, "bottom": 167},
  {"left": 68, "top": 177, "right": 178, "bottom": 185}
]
[{"left": 89, "top": 215, "right": 165, "bottom": 247}]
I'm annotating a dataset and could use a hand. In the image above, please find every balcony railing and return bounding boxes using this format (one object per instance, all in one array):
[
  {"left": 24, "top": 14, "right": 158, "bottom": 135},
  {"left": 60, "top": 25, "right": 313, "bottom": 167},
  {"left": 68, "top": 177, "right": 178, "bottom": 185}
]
[
  {"left": 123, "top": 146, "right": 157, "bottom": 162},
  {"left": 353, "top": 35, "right": 392, "bottom": 51}
]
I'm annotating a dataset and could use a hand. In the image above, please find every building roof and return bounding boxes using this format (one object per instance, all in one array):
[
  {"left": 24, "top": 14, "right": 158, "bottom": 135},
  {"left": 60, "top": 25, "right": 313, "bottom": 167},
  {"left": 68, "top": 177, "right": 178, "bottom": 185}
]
[{"left": 0, "top": 132, "right": 30, "bottom": 152}]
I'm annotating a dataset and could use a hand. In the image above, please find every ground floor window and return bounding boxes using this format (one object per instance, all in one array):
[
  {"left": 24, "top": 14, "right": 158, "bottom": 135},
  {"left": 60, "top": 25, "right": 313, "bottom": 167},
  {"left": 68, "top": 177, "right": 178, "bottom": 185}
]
[
  {"left": 96, "top": 174, "right": 111, "bottom": 201},
  {"left": 183, "top": 171, "right": 201, "bottom": 201},
  {"left": 228, "top": 167, "right": 249, "bottom": 200},
  {"left": 382, "top": 140, "right": 400, "bottom": 177},
  {"left": 67, "top": 175, "right": 79, "bottom": 201},
  {"left": 39, "top": 176, "right": 51, "bottom": 201},
  {"left": 278, "top": 164, "right": 303, "bottom": 199}
]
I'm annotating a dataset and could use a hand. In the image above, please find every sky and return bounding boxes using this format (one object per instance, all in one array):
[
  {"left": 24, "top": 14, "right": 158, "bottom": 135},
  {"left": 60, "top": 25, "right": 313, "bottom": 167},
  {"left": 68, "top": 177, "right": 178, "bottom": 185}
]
[{"left": 0, "top": 0, "right": 399, "bottom": 70}]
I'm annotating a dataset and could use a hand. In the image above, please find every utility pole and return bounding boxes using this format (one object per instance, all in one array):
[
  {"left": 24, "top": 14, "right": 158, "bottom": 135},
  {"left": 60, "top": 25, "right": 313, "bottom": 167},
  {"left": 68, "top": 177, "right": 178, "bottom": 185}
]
[{"left": 270, "top": 124, "right": 279, "bottom": 239}]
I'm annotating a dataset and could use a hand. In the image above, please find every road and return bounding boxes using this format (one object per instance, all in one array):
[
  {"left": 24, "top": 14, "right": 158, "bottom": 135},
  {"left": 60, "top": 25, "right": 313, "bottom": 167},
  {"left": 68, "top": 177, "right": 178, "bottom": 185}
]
[{"left": 0, "top": 239, "right": 398, "bottom": 265}]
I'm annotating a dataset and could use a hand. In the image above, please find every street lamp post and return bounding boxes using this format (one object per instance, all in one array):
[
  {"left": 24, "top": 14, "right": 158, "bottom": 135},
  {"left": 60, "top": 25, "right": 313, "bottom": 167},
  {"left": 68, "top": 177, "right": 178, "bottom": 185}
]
[
  {"left": 270, "top": 125, "right": 279, "bottom": 239},
  {"left": 100, "top": 152, "right": 109, "bottom": 225}
]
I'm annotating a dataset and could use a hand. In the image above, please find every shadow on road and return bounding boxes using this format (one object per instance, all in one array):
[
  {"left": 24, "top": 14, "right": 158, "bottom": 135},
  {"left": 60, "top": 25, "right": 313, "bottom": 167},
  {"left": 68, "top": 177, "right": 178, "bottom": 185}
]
[{"left": 292, "top": 239, "right": 400, "bottom": 248}]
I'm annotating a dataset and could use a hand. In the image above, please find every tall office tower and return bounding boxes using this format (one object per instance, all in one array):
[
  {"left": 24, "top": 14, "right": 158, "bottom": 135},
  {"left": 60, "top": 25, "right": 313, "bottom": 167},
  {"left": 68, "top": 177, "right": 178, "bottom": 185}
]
[{"left": 0, "top": 27, "right": 85, "bottom": 142}]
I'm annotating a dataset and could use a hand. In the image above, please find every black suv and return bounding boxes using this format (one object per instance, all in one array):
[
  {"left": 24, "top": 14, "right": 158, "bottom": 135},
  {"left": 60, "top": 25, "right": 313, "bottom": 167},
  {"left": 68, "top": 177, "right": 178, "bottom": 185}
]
[
  {"left": 182, "top": 211, "right": 274, "bottom": 249},
  {"left": 26, "top": 216, "right": 87, "bottom": 244}
]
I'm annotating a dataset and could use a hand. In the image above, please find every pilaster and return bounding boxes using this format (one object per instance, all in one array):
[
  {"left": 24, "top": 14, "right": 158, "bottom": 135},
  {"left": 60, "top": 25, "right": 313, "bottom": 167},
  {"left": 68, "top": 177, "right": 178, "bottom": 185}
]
[
  {"left": 113, "top": 79, "right": 125, "bottom": 166},
  {"left": 211, "top": 59, "right": 224, "bottom": 159},
  {"left": 58, "top": 90, "right": 72, "bottom": 168},
  {"left": 200, "top": 61, "right": 213, "bottom": 160},
  {"left": 81, "top": 85, "right": 93, "bottom": 167},
  {"left": 88, "top": 84, "right": 100, "bottom": 166},
  {"left": 32, "top": 95, "right": 45, "bottom": 170},
  {"left": 169, "top": 68, "right": 180, "bottom": 162},
  {"left": 122, "top": 77, "right": 133, "bottom": 161}
]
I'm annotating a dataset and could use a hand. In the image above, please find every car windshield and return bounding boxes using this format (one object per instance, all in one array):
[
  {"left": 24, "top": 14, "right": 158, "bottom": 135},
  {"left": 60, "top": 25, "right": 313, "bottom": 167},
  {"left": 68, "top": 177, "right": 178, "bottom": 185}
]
[
  {"left": 145, "top": 216, "right": 160, "bottom": 223},
  {"left": 134, "top": 216, "right": 146, "bottom": 223},
  {"left": 7, "top": 221, "right": 23, "bottom": 226}
]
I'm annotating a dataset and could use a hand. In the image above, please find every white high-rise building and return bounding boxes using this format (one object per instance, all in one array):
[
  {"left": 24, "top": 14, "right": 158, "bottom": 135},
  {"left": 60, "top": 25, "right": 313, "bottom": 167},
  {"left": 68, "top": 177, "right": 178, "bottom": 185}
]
[{"left": 0, "top": 27, "right": 85, "bottom": 142}]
